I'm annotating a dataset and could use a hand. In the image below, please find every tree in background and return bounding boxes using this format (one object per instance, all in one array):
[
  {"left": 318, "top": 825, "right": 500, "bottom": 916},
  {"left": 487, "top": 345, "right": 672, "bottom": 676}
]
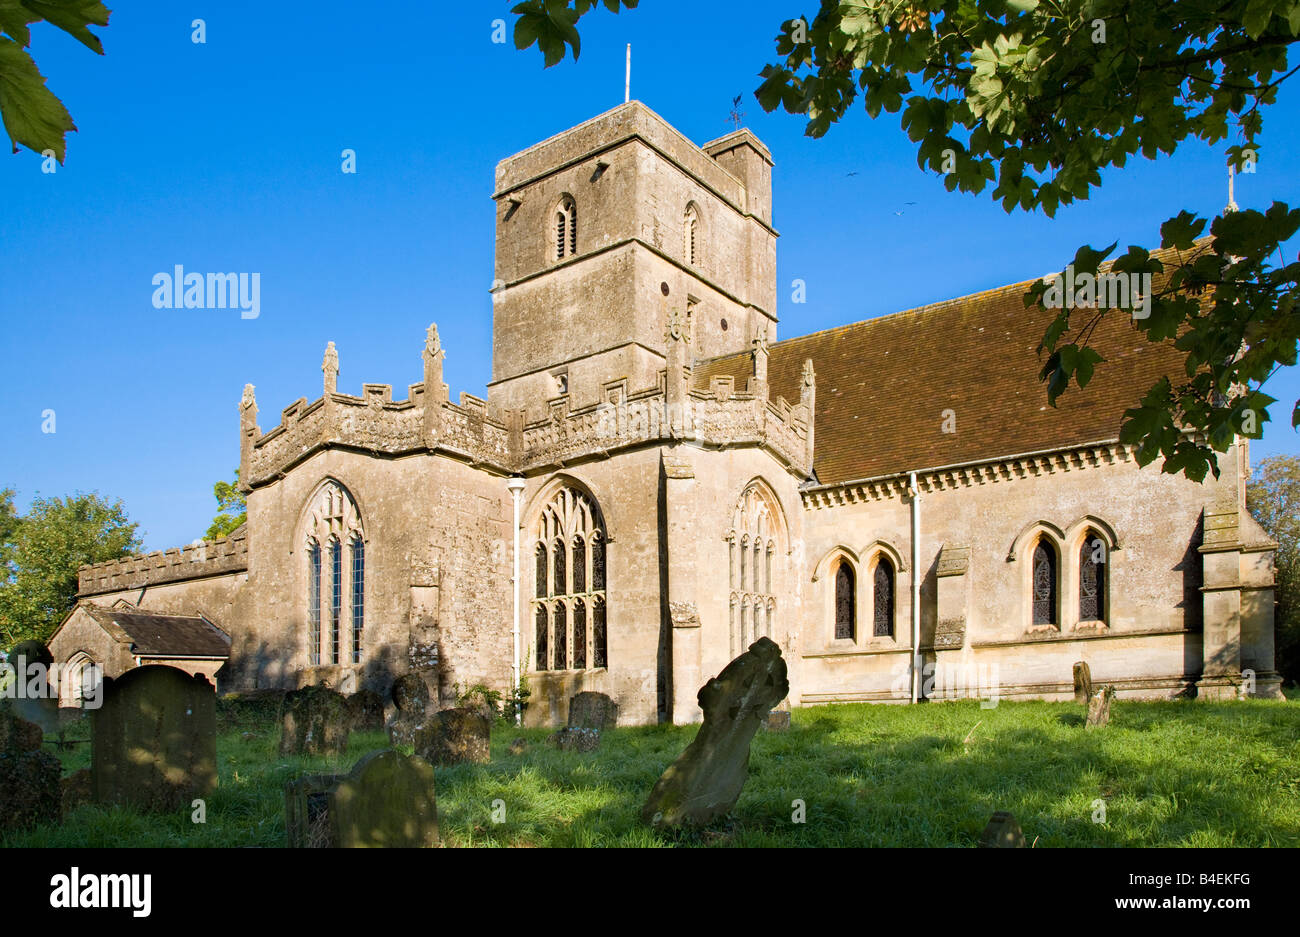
[
  {"left": 205, "top": 470, "right": 247, "bottom": 541},
  {"left": 0, "top": 1, "right": 111, "bottom": 162},
  {"left": 0, "top": 491, "right": 140, "bottom": 647},
  {"left": 1246, "top": 454, "right": 1299, "bottom": 686},
  {"left": 512, "top": 0, "right": 1300, "bottom": 483}
]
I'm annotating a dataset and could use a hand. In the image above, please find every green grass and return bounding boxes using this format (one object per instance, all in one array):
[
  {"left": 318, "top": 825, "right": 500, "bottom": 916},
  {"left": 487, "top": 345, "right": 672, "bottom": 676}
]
[{"left": 5, "top": 696, "right": 1298, "bottom": 847}]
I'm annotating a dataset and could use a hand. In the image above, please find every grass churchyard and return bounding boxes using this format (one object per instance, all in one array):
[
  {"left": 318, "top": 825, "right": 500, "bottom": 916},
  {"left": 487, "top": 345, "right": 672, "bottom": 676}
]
[{"left": 5, "top": 693, "right": 1296, "bottom": 848}]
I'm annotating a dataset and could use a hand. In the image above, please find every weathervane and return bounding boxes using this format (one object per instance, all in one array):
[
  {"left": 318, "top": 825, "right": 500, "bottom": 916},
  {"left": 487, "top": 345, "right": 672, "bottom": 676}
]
[{"left": 728, "top": 95, "right": 745, "bottom": 131}]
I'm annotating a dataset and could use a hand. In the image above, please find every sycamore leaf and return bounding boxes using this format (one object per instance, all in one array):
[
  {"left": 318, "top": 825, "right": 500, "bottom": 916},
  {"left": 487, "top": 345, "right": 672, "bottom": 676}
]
[
  {"left": 1242, "top": 0, "right": 1274, "bottom": 39},
  {"left": 0, "top": 35, "right": 74, "bottom": 160},
  {"left": 21, "top": 0, "right": 110, "bottom": 55},
  {"left": 0, "top": 0, "right": 39, "bottom": 46}
]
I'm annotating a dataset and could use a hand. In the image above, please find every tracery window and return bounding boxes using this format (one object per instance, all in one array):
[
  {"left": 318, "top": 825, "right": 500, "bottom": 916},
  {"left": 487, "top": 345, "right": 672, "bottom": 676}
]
[
  {"left": 1032, "top": 540, "right": 1058, "bottom": 626},
  {"left": 532, "top": 486, "right": 607, "bottom": 671},
  {"left": 302, "top": 481, "right": 366, "bottom": 666},
  {"left": 554, "top": 196, "right": 577, "bottom": 260},
  {"left": 1079, "top": 534, "right": 1106, "bottom": 622},
  {"left": 834, "top": 561, "right": 856, "bottom": 640},
  {"left": 873, "top": 556, "right": 895, "bottom": 637},
  {"left": 727, "top": 482, "right": 781, "bottom": 656}
]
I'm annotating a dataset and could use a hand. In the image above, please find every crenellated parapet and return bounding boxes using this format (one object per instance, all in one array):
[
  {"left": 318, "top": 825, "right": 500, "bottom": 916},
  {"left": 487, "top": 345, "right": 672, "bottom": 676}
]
[{"left": 78, "top": 527, "right": 249, "bottom": 597}]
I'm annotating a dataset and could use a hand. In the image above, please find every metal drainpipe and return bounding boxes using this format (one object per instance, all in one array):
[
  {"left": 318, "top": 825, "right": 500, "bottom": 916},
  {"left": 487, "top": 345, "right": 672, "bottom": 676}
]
[
  {"left": 908, "top": 471, "right": 921, "bottom": 704},
  {"left": 506, "top": 476, "right": 527, "bottom": 726}
]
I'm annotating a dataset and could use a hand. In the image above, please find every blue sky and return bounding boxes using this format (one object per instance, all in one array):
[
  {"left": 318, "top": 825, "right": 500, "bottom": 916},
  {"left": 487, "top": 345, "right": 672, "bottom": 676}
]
[{"left": 1, "top": 2, "right": 1297, "bottom": 551}]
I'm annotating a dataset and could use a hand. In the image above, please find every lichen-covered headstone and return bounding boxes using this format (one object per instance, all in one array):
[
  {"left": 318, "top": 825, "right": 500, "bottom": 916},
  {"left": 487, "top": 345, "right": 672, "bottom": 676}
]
[
  {"left": 641, "top": 636, "right": 789, "bottom": 828},
  {"left": 979, "top": 811, "right": 1027, "bottom": 847},
  {"left": 0, "top": 705, "right": 60, "bottom": 832},
  {"left": 91, "top": 665, "right": 217, "bottom": 813},
  {"left": 347, "top": 689, "right": 385, "bottom": 733},
  {"left": 387, "top": 674, "right": 432, "bottom": 749},
  {"left": 549, "top": 727, "right": 600, "bottom": 752},
  {"left": 390, "top": 673, "right": 429, "bottom": 715},
  {"left": 285, "top": 749, "right": 438, "bottom": 848},
  {"left": 1085, "top": 684, "right": 1115, "bottom": 728},
  {"left": 279, "top": 684, "right": 350, "bottom": 755},
  {"left": 567, "top": 691, "right": 618, "bottom": 729},
  {"left": 1073, "top": 661, "right": 1093, "bottom": 705},
  {"left": 420, "top": 708, "right": 491, "bottom": 766}
]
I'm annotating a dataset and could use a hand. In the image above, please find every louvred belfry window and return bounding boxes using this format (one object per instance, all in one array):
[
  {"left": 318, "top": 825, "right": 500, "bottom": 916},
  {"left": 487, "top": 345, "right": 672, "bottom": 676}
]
[
  {"left": 531, "top": 486, "right": 607, "bottom": 671},
  {"left": 1032, "top": 541, "right": 1058, "bottom": 626},
  {"left": 555, "top": 197, "right": 577, "bottom": 260}
]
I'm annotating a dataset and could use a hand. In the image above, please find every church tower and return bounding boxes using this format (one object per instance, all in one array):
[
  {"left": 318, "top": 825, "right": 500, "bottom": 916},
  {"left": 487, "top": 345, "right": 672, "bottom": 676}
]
[{"left": 487, "top": 101, "right": 777, "bottom": 421}]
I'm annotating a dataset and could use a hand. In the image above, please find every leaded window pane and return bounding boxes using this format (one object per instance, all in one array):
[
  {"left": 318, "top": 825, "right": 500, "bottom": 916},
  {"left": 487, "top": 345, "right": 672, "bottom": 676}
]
[
  {"left": 592, "top": 536, "right": 605, "bottom": 591},
  {"left": 308, "top": 540, "right": 321, "bottom": 665},
  {"left": 873, "top": 559, "right": 894, "bottom": 637},
  {"left": 535, "top": 605, "right": 548, "bottom": 671},
  {"left": 554, "top": 603, "right": 567, "bottom": 670},
  {"left": 553, "top": 539, "right": 566, "bottom": 596},
  {"left": 350, "top": 537, "right": 364, "bottom": 664},
  {"left": 1032, "top": 541, "right": 1057, "bottom": 625},
  {"left": 594, "top": 600, "right": 607, "bottom": 668},
  {"left": 835, "top": 563, "right": 855, "bottom": 640},
  {"left": 329, "top": 539, "right": 342, "bottom": 664},
  {"left": 572, "top": 537, "right": 586, "bottom": 593},
  {"left": 536, "top": 543, "right": 547, "bottom": 598},
  {"left": 574, "top": 600, "right": 587, "bottom": 669},
  {"left": 1080, "top": 536, "right": 1104, "bottom": 621}
]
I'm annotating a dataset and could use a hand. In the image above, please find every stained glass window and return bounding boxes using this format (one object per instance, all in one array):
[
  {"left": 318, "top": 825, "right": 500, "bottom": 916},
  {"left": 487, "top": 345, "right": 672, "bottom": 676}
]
[
  {"left": 873, "top": 557, "right": 895, "bottom": 637},
  {"left": 533, "top": 487, "right": 606, "bottom": 671},
  {"left": 350, "top": 536, "right": 364, "bottom": 664},
  {"left": 308, "top": 539, "right": 321, "bottom": 665},
  {"left": 1032, "top": 541, "right": 1058, "bottom": 626},
  {"left": 535, "top": 605, "right": 548, "bottom": 671},
  {"left": 1080, "top": 535, "right": 1105, "bottom": 621},
  {"left": 835, "top": 562, "right": 856, "bottom": 640},
  {"left": 329, "top": 538, "right": 342, "bottom": 665},
  {"left": 573, "top": 599, "right": 587, "bottom": 669}
]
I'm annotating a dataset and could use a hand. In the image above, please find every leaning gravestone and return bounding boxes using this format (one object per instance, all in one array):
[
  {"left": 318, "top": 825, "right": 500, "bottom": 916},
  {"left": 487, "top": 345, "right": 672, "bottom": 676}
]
[
  {"left": 1073, "top": 661, "right": 1093, "bottom": 705},
  {"left": 91, "top": 666, "right": 217, "bottom": 813},
  {"left": 979, "top": 810, "right": 1027, "bottom": 847},
  {"left": 1085, "top": 685, "right": 1116, "bottom": 728},
  {"left": 641, "top": 636, "right": 789, "bottom": 828},
  {"left": 0, "top": 705, "right": 61, "bottom": 832},
  {"left": 347, "top": 689, "right": 385, "bottom": 733},
  {"left": 285, "top": 749, "right": 438, "bottom": 848},
  {"left": 279, "top": 684, "right": 351, "bottom": 756},
  {"left": 567, "top": 691, "right": 618, "bottom": 729},
  {"left": 387, "top": 674, "right": 431, "bottom": 749}
]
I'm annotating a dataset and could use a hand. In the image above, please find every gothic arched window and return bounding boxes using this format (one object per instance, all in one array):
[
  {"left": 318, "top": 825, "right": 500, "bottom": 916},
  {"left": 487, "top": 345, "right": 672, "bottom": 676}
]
[
  {"left": 302, "top": 481, "right": 365, "bottom": 666},
  {"left": 1079, "top": 534, "right": 1106, "bottom": 622},
  {"left": 835, "top": 561, "right": 856, "bottom": 640},
  {"left": 873, "top": 556, "right": 895, "bottom": 637},
  {"left": 555, "top": 196, "right": 577, "bottom": 260},
  {"left": 532, "top": 486, "right": 607, "bottom": 671},
  {"left": 1032, "top": 540, "right": 1058, "bottom": 626},
  {"left": 727, "top": 482, "right": 782, "bottom": 656},
  {"left": 684, "top": 203, "right": 700, "bottom": 266}
]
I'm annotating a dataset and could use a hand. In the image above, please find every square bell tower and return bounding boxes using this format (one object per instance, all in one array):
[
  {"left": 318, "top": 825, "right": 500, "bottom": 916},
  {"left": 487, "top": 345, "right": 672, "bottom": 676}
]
[{"left": 487, "top": 101, "right": 777, "bottom": 421}]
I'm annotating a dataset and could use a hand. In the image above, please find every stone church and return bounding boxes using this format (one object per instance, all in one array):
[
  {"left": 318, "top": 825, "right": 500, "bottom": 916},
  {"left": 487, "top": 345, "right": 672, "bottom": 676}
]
[{"left": 58, "top": 101, "right": 1283, "bottom": 725}]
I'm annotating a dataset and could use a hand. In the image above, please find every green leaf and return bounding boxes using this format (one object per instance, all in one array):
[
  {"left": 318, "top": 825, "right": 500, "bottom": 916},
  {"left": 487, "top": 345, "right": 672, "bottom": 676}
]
[
  {"left": 20, "top": 0, "right": 110, "bottom": 55},
  {"left": 1243, "top": 0, "right": 1274, "bottom": 39},
  {"left": 0, "top": 0, "right": 39, "bottom": 46},
  {"left": 0, "top": 36, "right": 74, "bottom": 160}
]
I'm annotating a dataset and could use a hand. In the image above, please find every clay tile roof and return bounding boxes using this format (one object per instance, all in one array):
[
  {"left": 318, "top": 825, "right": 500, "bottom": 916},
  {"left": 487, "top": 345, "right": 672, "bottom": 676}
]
[
  {"left": 694, "top": 244, "right": 1197, "bottom": 487},
  {"left": 85, "top": 607, "right": 231, "bottom": 659}
]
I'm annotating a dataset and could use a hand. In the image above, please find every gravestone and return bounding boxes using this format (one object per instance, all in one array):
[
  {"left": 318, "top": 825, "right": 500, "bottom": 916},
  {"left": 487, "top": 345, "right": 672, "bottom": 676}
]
[
  {"left": 1073, "top": 661, "right": 1093, "bottom": 705},
  {"left": 979, "top": 811, "right": 1027, "bottom": 847},
  {"left": 279, "top": 684, "right": 350, "bottom": 756},
  {"left": 285, "top": 749, "right": 438, "bottom": 848},
  {"left": 347, "top": 689, "right": 385, "bottom": 733},
  {"left": 421, "top": 708, "right": 491, "bottom": 766},
  {"left": 1085, "top": 685, "right": 1116, "bottom": 728},
  {"left": 508, "top": 737, "right": 528, "bottom": 756},
  {"left": 762, "top": 710, "right": 791, "bottom": 732},
  {"left": 549, "top": 727, "right": 600, "bottom": 752},
  {"left": 387, "top": 674, "right": 431, "bottom": 749},
  {"left": 91, "top": 665, "right": 217, "bottom": 813},
  {"left": 567, "top": 691, "right": 618, "bottom": 729},
  {"left": 390, "top": 673, "right": 429, "bottom": 715},
  {"left": 0, "top": 706, "right": 61, "bottom": 832},
  {"left": 642, "top": 636, "right": 789, "bottom": 828},
  {"left": 61, "top": 768, "right": 92, "bottom": 815},
  {"left": 6, "top": 640, "right": 58, "bottom": 733}
]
